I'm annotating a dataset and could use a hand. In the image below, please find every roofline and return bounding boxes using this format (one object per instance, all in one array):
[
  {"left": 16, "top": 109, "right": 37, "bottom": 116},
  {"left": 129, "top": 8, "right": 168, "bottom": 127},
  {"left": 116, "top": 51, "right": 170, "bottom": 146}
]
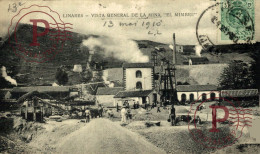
[
  {"left": 122, "top": 63, "right": 154, "bottom": 68},
  {"left": 177, "top": 90, "right": 219, "bottom": 92},
  {"left": 113, "top": 89, "right": 154, "bottom": 98},
  {"left": 221, "top": 89, "right": 258, "bottom": 91}
]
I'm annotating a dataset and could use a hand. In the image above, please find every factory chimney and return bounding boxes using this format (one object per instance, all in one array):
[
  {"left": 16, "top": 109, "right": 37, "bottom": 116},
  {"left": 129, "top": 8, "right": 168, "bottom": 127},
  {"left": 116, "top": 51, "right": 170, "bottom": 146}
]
[{"left": 172, "top": 33, "right": 177, "bottom": 65}]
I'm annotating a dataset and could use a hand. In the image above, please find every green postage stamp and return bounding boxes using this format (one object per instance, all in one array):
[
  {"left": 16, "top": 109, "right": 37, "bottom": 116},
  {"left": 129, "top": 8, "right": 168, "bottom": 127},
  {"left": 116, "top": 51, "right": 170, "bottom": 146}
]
[{"left": 220, "top": 0, "right": 255, "bottom": 43}]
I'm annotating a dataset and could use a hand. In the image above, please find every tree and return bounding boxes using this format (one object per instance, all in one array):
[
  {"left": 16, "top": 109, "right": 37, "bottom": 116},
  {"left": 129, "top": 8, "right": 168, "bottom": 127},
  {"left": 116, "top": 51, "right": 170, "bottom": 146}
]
[
  {"left": 218, "top": 60, "right": 253, "bottom": 89},
  {"left": 55, "top": 66, "right": 68, "bottom": 85},
  {"left": 81, "top": 69, "right": 93, "bottom": 83},
  {"left": 249, "top": 43, "right": 260, "bottom": 90}
]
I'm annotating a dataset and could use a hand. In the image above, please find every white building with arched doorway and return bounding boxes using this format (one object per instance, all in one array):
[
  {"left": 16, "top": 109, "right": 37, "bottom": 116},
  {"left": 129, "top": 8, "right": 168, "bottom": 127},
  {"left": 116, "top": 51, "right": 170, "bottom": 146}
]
[
  {"left": 112, "top": 63, "right": 159, "bottom": 106},
  {"left": 123, "top": 63, "right": 154, "bottom": 90},
  {"left": 176, "top": 85, "right": 219, "bottom": 102}
]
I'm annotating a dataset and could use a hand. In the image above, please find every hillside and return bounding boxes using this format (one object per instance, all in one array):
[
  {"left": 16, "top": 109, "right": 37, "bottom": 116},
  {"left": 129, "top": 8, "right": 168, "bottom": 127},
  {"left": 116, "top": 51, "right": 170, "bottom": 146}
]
[
  {"left": 0, "top": 24, "right": 257, "bottom": 86},
  {"left": 175, "top": 64, "right": 228, "bottom": 85}
]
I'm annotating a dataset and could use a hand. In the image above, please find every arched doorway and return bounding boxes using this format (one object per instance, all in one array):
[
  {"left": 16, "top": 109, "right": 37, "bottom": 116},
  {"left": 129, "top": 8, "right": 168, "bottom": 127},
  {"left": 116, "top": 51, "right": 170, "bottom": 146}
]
[
  {"left": 190, "top": 93, "right": 194, "bottom": 102},
  {"left": 136, "top": 82, "right": 142, "bottom": 89},
  {"left": 202, "top": 93, "right": 207, "bottom": 101},
  {"left": 181, "top": 94, "right": 186, "bottom": 102},
  {"left": 210, "top": 93, "right": 216, "bottom": 101}
]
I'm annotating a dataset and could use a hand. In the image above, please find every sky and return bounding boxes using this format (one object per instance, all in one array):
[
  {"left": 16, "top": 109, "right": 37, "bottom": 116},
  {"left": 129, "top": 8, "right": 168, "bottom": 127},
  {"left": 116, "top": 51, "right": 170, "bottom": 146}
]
[{"left": 0, "top": 0, "right": 259, "bottom": 45}]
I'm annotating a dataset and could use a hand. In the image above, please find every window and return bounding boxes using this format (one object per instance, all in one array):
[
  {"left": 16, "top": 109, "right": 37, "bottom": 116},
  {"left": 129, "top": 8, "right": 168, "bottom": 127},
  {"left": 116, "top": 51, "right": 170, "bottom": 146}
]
[
  {"left": 210, "top": 93, "right": 216, "bottom": 101},
  {"left": 181, "top": 94, "right": 186, "bottom": 102},
  {"left": 136, "top": 70, "right": 142, "bottom": 78},
  {"left": 190, "top": 93, "right": 194, "bottom": 102},
  {"left": 202, "top": 93, "right": 207, "bottom": 101},
  {"left": 136, "top": 82, "right": 142, "bottom": 89}
]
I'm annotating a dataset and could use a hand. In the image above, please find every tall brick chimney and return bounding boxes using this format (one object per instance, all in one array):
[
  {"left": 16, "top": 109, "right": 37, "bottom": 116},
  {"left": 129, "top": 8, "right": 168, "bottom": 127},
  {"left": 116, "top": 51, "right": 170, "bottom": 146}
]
[{"left": 172, "top": 33, "right": 177, "bottom": 65}]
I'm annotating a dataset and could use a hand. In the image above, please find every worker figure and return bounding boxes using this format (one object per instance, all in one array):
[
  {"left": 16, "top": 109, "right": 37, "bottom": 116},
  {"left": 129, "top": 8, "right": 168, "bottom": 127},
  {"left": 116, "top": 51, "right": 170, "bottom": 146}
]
[
  {"left": 136, "top": 101, "right": 140, "bottom": 108},
  {"left": 121, "top": 106, "right": 127, "bottom": 123},
  {"left": 98, "top": 104, "right": 103, "bottom": 118},
  {"left": 85, "top": 107, "right": 91, "bottom": 123},
  {"left": 126, "top": 107, "right": 132, "bottom": 120},
  {"left": 169, "top": 105, "right": 176, "bottom": 126},
  {"left": 157, "top": 102, "right": 161, "bottom": 113}
]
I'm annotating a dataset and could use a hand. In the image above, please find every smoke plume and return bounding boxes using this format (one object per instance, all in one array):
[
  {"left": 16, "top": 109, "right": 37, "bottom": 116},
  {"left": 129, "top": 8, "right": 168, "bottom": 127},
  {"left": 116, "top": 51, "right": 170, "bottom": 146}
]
[
  {"left": 194, "top": 45, "right": 202, "bottom": 57},
  {"left": 1, "top": 66, "right": 17, "bottom": 86},
  {"left": 102, "top": 70, "right": 114, "bottom": 87},
  {"left": 82, "top": 36, "right": 149, "bottom": 63}
]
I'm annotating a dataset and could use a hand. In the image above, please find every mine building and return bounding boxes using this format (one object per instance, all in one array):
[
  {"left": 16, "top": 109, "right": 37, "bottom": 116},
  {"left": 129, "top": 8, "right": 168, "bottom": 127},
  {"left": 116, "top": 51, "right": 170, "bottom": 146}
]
[
  {"left": 123, "top": 63, "right": 155, "bottom": 90},
  {"left": 176, "top": 85, "right": 219, "bottom": 103},
  {"left": 113, "top": 63, "right": 160, "bottom": 107}
]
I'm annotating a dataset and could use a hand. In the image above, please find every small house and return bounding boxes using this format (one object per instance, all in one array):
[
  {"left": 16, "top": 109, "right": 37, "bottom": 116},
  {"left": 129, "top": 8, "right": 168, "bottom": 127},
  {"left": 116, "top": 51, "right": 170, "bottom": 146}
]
[{"left": 176, "top": 45, "right": 183, "bottom": 53}]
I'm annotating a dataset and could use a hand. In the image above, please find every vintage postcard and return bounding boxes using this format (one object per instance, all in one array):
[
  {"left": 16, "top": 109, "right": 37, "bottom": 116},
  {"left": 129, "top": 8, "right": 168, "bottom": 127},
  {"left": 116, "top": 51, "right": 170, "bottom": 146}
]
[{"left": 0, "top": 0, "right": 259, "bottom": 153}]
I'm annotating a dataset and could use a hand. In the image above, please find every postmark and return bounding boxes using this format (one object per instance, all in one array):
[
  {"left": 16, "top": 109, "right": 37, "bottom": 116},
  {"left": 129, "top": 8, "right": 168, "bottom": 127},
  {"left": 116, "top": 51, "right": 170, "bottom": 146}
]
[
  {"left": 220, "top": 0, "right": 255, "bottom": 42},
  {"left": 196, "top": 1, "right": 255, "bottom": 51},
  {"left": 188, "top": 91, "right": 253, "bottom": 149},
  {"left": 8, "top": 5, "right": 72, "bottom": 63}
]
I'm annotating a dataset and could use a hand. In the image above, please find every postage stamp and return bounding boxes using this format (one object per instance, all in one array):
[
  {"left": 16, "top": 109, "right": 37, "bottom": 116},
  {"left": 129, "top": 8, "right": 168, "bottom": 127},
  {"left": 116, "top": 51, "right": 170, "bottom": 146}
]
[
  {"left": 188, "top": 91, "right": 253, "bottom": 149},
  {"left": 196, "top": 1, "right": 255, "bottom": 50},
  {"left": 8, "top": 5, "right": 72, "bottom": 63},
  {"left": 220, "top": 0, "right": 255, "bottom": 42}
]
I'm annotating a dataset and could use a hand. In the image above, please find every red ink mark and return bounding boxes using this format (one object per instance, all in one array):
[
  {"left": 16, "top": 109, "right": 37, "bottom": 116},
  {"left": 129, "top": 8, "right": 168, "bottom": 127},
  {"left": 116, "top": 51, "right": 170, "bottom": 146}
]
[
  {"left": 188, "top": 91, "right": 253, "bottom": 149},
  {"left": 209, "top": 105, "right": 229, "bottom": 132},
  {"left": 8, "top": 5, "right": 73, "bottom": 63},
  {"left": 30, "top": 19, "right": 50, "bottom": 46}
]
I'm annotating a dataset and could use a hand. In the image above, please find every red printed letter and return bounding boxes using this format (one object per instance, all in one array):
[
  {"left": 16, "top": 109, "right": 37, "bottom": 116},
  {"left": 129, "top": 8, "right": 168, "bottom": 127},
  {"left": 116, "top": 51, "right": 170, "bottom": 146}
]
[
  {"left": 209, "top": 106, "right": 229, "bottom": 132},
  {"left": 30, "top": 19, "right": 49, "bottom": 46}
]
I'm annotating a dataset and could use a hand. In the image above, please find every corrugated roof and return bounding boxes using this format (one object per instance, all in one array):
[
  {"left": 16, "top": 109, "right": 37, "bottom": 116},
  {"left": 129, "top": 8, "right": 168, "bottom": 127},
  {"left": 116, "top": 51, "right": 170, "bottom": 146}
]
[
  {"left": 221, "top": 89, "right": 259, "bottom": 97},
  {"left": 96, "top": 87, "right": 124, "bottom": 95},
  {"left": 114, "top": 90, "right": 154, "bottom": 98},
  {"left": 12, "top": 86, "right": 72, "bottom": 93},
  {"left": 123, "top": 63, "right": 153, "bottom": 68},
  {"left": 176, "top": 85, "right": 218, "bottom": 92}
]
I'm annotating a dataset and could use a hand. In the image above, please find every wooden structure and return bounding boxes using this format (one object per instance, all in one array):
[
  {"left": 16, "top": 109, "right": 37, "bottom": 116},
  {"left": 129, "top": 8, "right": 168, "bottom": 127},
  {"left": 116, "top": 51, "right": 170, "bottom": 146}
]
[
  {"left": 153, "top": 33, "right": 178, "bottom": 104},
  {"left": 18, "top": 91, "right": 66, "bottom": 122}
]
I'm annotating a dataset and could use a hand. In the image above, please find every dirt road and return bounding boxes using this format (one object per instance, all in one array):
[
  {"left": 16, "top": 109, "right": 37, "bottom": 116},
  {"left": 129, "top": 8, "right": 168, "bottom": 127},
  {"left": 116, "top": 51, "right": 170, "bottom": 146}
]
[{"left": 56, "top": 119, "right": 165, "bottom": 154}]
